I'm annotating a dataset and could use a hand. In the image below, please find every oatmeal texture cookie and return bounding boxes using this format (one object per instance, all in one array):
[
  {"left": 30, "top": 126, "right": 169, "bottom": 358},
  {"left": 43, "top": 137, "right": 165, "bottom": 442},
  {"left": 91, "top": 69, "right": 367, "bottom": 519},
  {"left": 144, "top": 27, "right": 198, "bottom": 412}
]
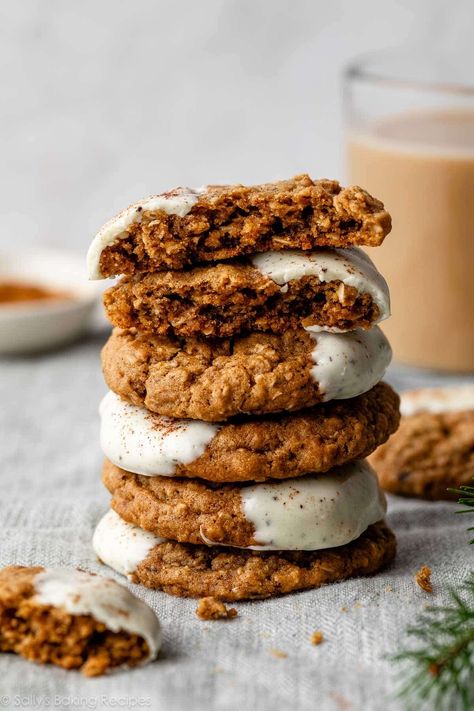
[
  {"left": 100, "top": 382, "right": 399, "bottom": 482},
  {"left": 0, "top": 566, "right": 161, "bottom": 676},
  {"left": 103, "top": 247, "right": 389, "bottom": 337},
  {"left": 102, "top": 458, "right": 387, "bottom": 549},
  {"left": 370, "top": 409, "right": 474, "bottom": 500},
  {"left": 88, "top": 174, "right": 391, "bottom": 277},
  {"left": 128, "top": 522, "right": 396, "bottom": 601},
  {"left": 101, "top": 326, "right": 391, "bottom": 421}
]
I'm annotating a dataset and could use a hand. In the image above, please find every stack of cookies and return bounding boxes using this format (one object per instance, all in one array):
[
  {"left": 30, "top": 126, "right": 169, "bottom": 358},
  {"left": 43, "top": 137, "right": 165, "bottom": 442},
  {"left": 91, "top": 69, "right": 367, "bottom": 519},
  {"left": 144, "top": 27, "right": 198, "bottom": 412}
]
[{"left": 87, "top": 175, "right": 400, "bottom": 601}]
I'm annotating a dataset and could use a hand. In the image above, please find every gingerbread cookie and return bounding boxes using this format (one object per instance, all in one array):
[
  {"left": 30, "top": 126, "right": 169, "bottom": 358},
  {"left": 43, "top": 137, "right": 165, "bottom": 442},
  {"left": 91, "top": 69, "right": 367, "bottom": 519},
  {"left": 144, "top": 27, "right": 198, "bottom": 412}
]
[
  {"left": 99, "top": 383, "right": 399, "bottom": 482},
  {"left": 0, "top": 566, "right": 161, "bottom": 676},
  {"left": 370, "top": 385, "right": 474, "bottom": 500},
  {"left": 102, "top": 326, "right": 391, "bottom": 421},
  {"left": 87, "top": 175, "right": 391, "bottom": 278},
  {"left": 102, "top": 459, "right": 387, "bottom": 549},
  {"left": 93, "top": 510, "right": 396, "bottom": 601},
  {"left": 103, "top": 248, "right": 390, "bottom": 337}
]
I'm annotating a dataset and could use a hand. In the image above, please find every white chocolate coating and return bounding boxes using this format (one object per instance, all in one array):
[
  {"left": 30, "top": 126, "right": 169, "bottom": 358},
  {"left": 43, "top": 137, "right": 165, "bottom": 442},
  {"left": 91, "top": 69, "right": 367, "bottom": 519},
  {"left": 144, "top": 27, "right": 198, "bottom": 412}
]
[
  {"left": 87, "top": 186, "right": 206, "bottom": 279},
  {"left": 251, "top": 248, "right": 390, "bottom": 330},
  {"left": 241, "top": 460, "right": 386, "bottom": 550},
  {"left": 400, "top": 384, "right": 474, "bottom": 417},
  {"left": 93, "top": 510, "right": 165, "bottom": 578},
  {"left": 309, "top": 327, "right": 391, "bottom": 401},
  {"left": 100, "top": 391, "right": 219, "bottom": 476},
  {"left": 93, "top": 464, "right": 385, "bottom": 558},
  {"left": 34, "top": 567, "right": 161, "bottom": 662}
]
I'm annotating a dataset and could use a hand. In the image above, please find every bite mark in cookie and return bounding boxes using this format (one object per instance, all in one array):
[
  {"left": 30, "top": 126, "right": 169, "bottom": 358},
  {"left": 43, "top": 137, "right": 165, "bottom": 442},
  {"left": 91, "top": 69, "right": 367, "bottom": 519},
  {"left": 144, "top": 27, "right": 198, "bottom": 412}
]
[
  {"left": 103, "top": 247, "right": 390, "bottom": 338},
  {"left": 88, "top": 175, "right": 391, "bottom": 278},
  {"left": 93, "top": 511, "right": 396, "bottom": 601},
  {"left": 102, "top": 459, "right": 386, "bottom": 550},
  {"left": 101, "top": 327, "right": 391, "bottom": 421},
  {"left": 0, "top": 566, "right": 161, "bottom": 675}
]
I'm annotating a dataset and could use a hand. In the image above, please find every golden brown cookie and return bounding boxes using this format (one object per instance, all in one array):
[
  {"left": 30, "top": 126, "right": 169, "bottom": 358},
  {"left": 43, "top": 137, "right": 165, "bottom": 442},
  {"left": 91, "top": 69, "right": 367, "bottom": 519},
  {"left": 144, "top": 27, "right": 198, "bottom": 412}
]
[
  {"left": 0, "top": 566, "right": 161, "bottom": 676},
  {"left": 103, "top": 248, "right": 389, "bottom": 337},
  {"left": 102, "top": 458, "right": 388, "bottom": 549},
  {"left": 370, "top": 408, "right": 474, "bottom": 500},
  {"left": 93, "top": 511, "right": 396, "bottom": 601},
  {"left": 101, "top": 326, "right": 391, "bottom": 421},
  {"left": 88, "top": 175, "right": 391, "bottom": 278},
  {"left": 100, "top": 382, "right": 399, "bottom": 482}
]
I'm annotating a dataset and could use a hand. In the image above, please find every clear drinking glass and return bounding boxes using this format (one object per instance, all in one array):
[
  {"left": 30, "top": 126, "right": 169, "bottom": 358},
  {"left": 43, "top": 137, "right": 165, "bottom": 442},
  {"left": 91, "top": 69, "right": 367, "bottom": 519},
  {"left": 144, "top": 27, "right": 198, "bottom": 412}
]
[{"left": 344, "top": 50, "right": 474, "bottom": 372}]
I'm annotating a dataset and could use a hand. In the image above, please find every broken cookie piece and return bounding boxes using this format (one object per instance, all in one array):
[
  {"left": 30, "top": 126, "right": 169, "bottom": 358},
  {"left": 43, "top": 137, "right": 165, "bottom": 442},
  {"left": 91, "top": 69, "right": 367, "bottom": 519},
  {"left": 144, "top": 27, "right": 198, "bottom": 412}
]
[
  {"left": 103, "top": 248, "right": 390, "bottom": 338},
  {"left": 196, "top": 597, "right": 238, "bottom": 620},
  {"left": 0, "top": 566, "right": 161, "bottom": 676},
  {"left": 87, "top": 175, "right": 392, "bottom": 278}
]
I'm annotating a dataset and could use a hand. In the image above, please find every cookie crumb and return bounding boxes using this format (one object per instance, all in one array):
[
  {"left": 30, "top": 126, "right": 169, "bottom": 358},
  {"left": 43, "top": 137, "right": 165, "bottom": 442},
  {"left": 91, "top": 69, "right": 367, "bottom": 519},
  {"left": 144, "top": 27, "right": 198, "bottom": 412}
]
[
  {"left": 270, "top": 648, "right": 288, "bottom": 659},
  {"left": 415, "top": 566, "right": 433, "bottom": 593},
  {"left": 340, "top": 606, "right": 348, "bottom": 613},
  {"left": 386, "top": 584, "right": 393, "bottom": 592},
  {"left": 196, "top": 597, "right": 238, "bottom": 620},
  {"left": 310, "top": 630, "right": 324, "bottom": 646}
]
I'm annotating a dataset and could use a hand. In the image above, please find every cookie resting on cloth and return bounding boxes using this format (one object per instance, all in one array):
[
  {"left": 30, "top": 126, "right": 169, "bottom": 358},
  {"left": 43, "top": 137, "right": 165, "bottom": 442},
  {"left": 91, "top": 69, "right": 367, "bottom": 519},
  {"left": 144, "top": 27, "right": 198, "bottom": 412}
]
[
  {"left": 370, "top": 385, "right": 474, "bottom": 500},
  {"left": 0, "top": 566, "right": 161, "bottom": 676},
  {"left": 102, "top": 458, "right": 387, "bottom": 549},
  {"left": 103, "top": 247, "right": 390, "bottom": 337},
  {"left": 87, "top": 174, "right": 391, "bottom": 278},
  {"left": 101, "top": 326, "right": 391, "bottom": 421},
  {"left": 92, "top": 510, "right": 396, "bottom": 601}
]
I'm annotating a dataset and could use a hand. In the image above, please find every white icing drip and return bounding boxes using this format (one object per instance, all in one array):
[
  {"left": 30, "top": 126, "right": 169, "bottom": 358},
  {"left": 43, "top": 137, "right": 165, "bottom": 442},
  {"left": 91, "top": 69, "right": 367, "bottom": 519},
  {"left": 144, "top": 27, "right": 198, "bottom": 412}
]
[
  {"left": 241, "top": 461, "right": 386, "bottom": 551},
  {"left": 87, "top": 186, "right": 207, "bottom": 280},
  {"left": 309, "top": 327, "right": 391, "bottom": 401},
  {"left": 250, "top": 248, "right": 390, "bottom": 328},
  {"left": 100, "top": 392, "right": 219, "bottom": 476},
  {"left": 34, "top": 568, "right": 161, "bottom": 662},
  {"left": 93, "top": 510, "right": 165, "bottom": 578},
  {"left": 400, "top": 385, "right": 474, "bottom": 416}
]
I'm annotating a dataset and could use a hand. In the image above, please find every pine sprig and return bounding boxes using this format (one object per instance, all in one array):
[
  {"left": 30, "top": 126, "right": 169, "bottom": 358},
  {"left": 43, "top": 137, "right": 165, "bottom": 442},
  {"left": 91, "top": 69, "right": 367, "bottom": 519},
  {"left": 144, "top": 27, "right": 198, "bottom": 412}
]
[
  {"left": 449, "top": 485, "right": 474, "bottom": 544},
  {"left": 392, "top": 574, "right": 474, "bottom": 711}
]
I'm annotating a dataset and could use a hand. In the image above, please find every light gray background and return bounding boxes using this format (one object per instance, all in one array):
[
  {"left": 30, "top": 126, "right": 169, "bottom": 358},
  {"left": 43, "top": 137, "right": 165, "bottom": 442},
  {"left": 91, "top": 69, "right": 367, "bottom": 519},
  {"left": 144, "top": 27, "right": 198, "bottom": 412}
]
[
  {"left": 1, "top": 2, "right": 474, "bottom": 710},
  {"left": 1, "top": 0, "right": 473, "bottom": 253}
]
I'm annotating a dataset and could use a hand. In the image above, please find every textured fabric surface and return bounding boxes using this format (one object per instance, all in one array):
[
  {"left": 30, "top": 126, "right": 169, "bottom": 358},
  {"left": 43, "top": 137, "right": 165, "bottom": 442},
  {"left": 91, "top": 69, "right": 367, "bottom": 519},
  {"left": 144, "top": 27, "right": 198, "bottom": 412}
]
[{"left": 1, "top": 332, "right": 473, "bottom": 711}]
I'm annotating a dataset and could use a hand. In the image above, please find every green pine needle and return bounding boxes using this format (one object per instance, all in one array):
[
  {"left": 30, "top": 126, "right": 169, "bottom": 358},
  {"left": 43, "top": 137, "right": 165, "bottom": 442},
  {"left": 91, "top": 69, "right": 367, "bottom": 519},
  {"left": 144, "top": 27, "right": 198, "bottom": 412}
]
[
  {"left": 392, "top": 574, "right": 474, "bottom": 711},
  {"left": 448, "top": 484, "right": 474, "bottom": 544}
]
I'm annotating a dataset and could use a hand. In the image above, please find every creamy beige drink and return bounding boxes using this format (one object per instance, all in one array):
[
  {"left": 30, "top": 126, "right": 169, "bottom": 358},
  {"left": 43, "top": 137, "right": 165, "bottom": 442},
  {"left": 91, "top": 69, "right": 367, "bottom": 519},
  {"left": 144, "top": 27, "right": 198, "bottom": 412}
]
[{"left": 348, "top": 109, "right": 474, "bottom": 371}]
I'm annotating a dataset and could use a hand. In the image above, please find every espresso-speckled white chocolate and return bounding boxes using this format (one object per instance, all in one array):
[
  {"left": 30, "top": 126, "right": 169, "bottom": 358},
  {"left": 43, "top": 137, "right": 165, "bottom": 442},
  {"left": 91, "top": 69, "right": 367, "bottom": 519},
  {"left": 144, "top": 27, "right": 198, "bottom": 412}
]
[
  {"left": 93, "top": 510, "right": 165, "bottom": 578},
  {"left": 34, "top": 567, "right": 161, "bottom": 662},
  {"left": 241, "top": 460, "right": 386, "bottom": 550},
  {"left": 251, "top": 248, "right": 390, "bottom": 330},
  {"left": 99, "top": 391, "right": 219, "bottom": 476},
  {"left": 400, "top": 385, "right": 474, "bottom": 417},
  {"left": 87, "top": 186, "right": 206, "bottom": 279},
  {"left": 309, "top": 327, "right": 391, "bottom": 401}
]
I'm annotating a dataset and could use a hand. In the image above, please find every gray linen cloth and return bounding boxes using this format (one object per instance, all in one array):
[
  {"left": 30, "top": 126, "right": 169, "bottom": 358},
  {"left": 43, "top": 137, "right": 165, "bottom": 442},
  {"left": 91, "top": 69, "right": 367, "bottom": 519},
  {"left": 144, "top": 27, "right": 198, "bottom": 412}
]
[{"left": 0, "top": 333, "right": 473, "bottom": 711}]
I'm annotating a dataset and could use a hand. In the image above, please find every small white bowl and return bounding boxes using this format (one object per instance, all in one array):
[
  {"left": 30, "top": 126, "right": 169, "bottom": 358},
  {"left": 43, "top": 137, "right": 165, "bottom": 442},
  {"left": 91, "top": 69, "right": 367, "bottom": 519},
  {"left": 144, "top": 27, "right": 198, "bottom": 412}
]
[{"left": 0, "top": 248, "right": 104, "bottom": 355}]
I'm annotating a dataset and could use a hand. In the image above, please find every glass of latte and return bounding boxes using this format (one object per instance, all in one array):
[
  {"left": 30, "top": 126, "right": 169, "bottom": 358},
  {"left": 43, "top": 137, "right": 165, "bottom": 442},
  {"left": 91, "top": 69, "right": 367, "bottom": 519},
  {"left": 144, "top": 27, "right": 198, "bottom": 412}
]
[{"left": 345, "top": 51, "right": 474, "bottom": 371}]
